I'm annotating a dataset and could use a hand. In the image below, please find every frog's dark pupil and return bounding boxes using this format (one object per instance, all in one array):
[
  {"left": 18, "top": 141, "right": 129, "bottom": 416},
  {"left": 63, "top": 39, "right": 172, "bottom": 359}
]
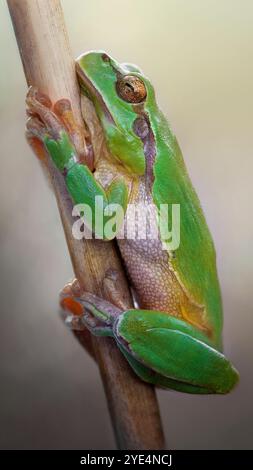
[{"left": 125, "top": 82, "right": 135, "bottom": 97}]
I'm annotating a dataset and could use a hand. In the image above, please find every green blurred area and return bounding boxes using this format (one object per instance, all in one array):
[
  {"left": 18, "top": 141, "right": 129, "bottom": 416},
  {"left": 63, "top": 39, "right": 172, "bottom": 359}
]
[{"left": 0, "top": 0, "right": 252, "bottom": 449}]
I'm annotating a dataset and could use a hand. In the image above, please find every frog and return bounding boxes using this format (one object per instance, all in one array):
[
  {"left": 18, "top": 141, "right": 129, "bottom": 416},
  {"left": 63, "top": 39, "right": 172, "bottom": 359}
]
[{"left": 26, "top": 51, "right": 239, "bottom": 394}]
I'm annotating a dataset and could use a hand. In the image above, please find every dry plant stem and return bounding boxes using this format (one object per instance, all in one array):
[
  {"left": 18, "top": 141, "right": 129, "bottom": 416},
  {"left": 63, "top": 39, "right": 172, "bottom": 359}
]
[{"left": 7, "top": 0, "right": 165, "bottom": 450}]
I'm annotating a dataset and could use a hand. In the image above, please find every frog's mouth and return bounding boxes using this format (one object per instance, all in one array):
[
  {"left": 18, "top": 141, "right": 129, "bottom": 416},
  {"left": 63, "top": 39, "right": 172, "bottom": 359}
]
[{"left": 75, "top": 62, "right": 115, "bottom": 125}]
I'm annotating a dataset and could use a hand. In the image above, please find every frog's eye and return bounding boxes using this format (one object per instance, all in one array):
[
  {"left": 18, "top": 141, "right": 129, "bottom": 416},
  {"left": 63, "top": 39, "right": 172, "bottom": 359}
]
[{"left": 116, "top": 75, "right": 147, "bottom": 103}]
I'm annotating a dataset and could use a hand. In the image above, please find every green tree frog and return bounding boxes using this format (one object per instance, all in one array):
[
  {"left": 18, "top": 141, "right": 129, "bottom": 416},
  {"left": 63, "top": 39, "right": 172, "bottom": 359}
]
[{"left": 26, "top": 51, "right": 239, "bottom": 394}]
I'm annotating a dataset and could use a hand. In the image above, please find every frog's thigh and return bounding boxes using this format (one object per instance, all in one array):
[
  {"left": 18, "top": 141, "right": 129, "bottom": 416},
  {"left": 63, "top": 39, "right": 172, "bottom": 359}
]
[
  {"left": 115, "top": 310, "right": 239, "bottom": 394},
  {"left": 119, "top": 345, "right": 211, "bottom": 394}
]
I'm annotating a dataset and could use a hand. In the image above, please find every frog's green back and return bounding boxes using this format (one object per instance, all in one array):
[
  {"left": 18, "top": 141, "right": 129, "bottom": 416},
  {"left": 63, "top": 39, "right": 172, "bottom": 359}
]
[{"left": 147, "top": 96, "right": 223, "bottom": 348}]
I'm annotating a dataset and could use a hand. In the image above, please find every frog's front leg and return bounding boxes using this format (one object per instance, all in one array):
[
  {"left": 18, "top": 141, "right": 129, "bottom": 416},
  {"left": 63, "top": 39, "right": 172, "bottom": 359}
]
[
  {"left": 61, "top": 291, "right": 239, "bottom": 394},
  {"left": 26, "top": 87, "right": 128, "bottom": 239}
]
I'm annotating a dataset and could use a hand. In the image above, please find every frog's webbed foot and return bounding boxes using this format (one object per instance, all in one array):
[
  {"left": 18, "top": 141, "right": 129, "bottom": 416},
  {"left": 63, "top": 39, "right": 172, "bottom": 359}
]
[
  {"left": 26, "top": 86, "right": 94, "bottom": 170},
  {"left": 60, "top": 278, "right": 122, "bottom": 336},
  {"left": 59, "top": 279, "right": 97, "bottom": 360},
  {"left": 59, "top": 278, "right": 119, "bottom": 360}
]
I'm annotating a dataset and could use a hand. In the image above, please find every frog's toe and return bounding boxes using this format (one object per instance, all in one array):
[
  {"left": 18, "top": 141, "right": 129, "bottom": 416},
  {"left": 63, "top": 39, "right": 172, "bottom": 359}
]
[
  {"left": 60, "top": 287, "right": 86, "bottom": 332},
  {"left": 26, "top": 86, "right": 52, "bottom": 110},
  {"left": 26, "top": 115, "right": 47, "bottom": 139},
  {"left": 26, "top": 115, "right": 50, "bottom": 164}
]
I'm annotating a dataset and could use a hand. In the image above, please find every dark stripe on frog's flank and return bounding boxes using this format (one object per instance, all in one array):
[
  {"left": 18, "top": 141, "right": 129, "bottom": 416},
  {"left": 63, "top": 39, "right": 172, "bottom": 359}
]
[{"left": 133, "top": 114, "right": 156, "bottom": 185}]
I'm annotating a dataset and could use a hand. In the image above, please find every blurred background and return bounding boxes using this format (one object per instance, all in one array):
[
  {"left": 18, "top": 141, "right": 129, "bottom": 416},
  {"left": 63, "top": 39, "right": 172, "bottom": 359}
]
[{"left": 0, "top": 0, "right": 252, "bottom": 449}]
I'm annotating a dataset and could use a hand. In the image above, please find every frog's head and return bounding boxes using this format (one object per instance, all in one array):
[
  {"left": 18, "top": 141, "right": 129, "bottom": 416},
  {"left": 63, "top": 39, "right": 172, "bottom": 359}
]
[{"left": 76, "top": 51, "right": 157, "bottom": 176}]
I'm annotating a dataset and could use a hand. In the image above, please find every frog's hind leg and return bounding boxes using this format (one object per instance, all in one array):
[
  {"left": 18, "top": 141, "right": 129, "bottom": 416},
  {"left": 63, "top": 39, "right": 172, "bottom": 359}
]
[
  {"left": 60, "top": 287, "right": 238, "bottom": 393},
  {"left": 114, "top": 309, "right": 239, "bottom": 394},
  {"left": 119, "top": 346, "right": 212, "bottom": 394},
  {"left": 65, "top": 291, "right": 238, "bottom": 394}
]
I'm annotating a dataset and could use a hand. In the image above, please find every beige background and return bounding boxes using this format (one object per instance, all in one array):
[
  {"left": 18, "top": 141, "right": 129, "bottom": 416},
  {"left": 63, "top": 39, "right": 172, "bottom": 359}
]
[{"left": 0, "top": 0, "right": 252, "bottom": 449}]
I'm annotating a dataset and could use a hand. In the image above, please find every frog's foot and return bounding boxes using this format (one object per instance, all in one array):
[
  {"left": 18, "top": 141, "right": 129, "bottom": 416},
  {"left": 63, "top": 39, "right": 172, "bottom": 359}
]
[
  {"left": 60, "top": 279, "right": 85, "bottom": 331},
  {"left": 59, "top": 279, "right": 96, "bottom": 359},
  {"left": 60, "top": 279, "right": 122, "bottom": 336},
  {"left": 26, "top": 86, "right": 93, "bottom": 170},
  {"left": 60, "top": 269, "right": 128, "bottom": 330}
]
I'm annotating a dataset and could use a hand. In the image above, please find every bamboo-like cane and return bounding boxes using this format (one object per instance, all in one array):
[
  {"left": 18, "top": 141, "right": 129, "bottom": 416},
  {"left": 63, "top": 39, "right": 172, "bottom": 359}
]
[{"left": 7, "top": 0, "right": 165, "bottom": 450}]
